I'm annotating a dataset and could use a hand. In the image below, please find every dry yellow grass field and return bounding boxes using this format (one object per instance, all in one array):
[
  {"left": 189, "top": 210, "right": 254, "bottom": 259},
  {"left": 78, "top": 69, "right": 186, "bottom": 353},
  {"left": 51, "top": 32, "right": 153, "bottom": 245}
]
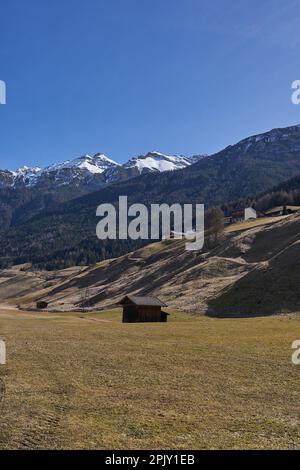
[
  {"left": 224, "top": 215, "right": 288, "bottom": 233},
  {"left": 0, "top": 308, "right": 299, "bottom": 450}
]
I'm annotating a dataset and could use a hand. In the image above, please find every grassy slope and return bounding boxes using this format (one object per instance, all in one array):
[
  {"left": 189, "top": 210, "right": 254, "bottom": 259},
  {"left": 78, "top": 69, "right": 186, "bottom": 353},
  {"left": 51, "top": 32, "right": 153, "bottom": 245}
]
[
  {"left": 0, "top": 308, "right": 299, "bottom": 450},
  {"left": 224, "top": 215, "right": 288, "bottom": 233},
  {"left": 1, "top": 214, "right": 300, "bottom": 316},
  {"left": 210, "top": 215, "right": 300, "bottom": 315}
]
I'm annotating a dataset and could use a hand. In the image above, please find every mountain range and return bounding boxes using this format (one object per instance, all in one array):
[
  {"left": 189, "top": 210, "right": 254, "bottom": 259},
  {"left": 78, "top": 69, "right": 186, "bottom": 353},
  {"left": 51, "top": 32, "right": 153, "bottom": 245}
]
[
  {"left": 0, "top": 151, "right": 205, "bottom": 191},
  {"left": 1, "top": 124, "right": 300, "bottom": 269}
]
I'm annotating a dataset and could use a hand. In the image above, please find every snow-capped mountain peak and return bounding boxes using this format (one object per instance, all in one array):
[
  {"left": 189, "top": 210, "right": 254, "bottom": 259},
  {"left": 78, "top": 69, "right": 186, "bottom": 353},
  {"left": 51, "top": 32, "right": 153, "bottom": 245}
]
[
  {"left": 0, "top": 149, "right": 205, "bottom": 190},
  {"left": 43, "top": 153, "right": 119, "bottom": 175},
  {"left": 10, "top": 166, "right": 42, "bottom": 187},
  {"left": 12, "top": 166, "right": 41, "bottom": 176},
  {"left": 123, "top": 151, "right": 204, "bottom": 174}
]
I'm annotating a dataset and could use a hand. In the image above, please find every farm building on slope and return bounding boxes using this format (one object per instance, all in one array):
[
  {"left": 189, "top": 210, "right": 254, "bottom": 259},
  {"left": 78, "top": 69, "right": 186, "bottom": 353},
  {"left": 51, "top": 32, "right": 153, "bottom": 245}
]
[
  {"left": 244, "top": 207, "right": 257, "bottom": 221},
  {"left": 264, "top": 205, "right": 300, "bottom": 217},
  {"left": 119, "top": 295, "right": 169, "bottom": 323},
  {"left": 225, "top": 207, "right": 257, "bottom": 225}
]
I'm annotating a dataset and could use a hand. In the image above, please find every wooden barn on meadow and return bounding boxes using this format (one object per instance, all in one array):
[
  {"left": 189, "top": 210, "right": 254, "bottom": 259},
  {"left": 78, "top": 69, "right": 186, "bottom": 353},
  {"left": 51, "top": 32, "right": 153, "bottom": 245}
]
[
  {"left": 36, "top": 300, "right": 48, "bottom": 310},
  {"left": 119, "top": 295, "right": 168, "bottom": 323}
]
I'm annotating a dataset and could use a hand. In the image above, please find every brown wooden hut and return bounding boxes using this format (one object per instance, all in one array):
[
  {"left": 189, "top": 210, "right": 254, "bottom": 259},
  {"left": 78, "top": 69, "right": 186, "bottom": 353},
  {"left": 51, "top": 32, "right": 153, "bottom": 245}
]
[
  {"left": 36, "top": 300, "right": 48, "bottom": 310},
  {"left": 119, "top": 295, "right": 168, "bottom": 323}
]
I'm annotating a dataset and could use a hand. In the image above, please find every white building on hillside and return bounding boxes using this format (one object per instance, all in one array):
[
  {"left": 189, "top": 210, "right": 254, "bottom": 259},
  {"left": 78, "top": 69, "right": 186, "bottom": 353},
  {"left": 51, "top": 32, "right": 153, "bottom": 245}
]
[{"left": 244, "top": 207, "right": 257, "bottom": 221}]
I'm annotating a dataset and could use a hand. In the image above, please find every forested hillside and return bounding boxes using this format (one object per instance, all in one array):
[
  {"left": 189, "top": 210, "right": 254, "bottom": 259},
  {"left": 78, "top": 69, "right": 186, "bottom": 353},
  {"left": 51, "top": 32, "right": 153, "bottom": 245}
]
[{"left": 2, "top": 125, "right": 300, "bottom": 269}]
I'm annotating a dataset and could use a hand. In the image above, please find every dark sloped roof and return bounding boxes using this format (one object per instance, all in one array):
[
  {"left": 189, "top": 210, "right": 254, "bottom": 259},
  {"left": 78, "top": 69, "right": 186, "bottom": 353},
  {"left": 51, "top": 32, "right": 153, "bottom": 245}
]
[
  {"left": 231, "top": 210, "right": 244, "bottom": 217},
  {"left": 119, "top": 295, "right": 167, "bottom": 307}
]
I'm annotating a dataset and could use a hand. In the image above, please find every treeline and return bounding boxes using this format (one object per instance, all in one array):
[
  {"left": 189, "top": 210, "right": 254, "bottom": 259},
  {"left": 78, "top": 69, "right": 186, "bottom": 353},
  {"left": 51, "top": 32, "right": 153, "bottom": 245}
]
[
  {"left": 0, "top": 203, "right": 225, "bottom": 271},
  {"left": 221, "top": 173, "right": 300, "bottom": 215},
  {"left": 1, "top": 149, "right": 300, "bottom": 271}
]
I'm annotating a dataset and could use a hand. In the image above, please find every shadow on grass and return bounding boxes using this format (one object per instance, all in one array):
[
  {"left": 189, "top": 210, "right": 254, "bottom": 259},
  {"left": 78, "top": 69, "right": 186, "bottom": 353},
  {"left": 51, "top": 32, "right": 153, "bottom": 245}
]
[{"left": 206, "top": 244, "right": 300, "bottom": 318}]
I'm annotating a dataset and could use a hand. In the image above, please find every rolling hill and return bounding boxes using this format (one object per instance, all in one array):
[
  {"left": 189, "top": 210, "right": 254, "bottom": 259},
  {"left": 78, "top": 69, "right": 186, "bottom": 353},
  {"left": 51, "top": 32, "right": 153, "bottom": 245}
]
[{"left": 1, "top": 212, "right": 300, "bottom": 316}]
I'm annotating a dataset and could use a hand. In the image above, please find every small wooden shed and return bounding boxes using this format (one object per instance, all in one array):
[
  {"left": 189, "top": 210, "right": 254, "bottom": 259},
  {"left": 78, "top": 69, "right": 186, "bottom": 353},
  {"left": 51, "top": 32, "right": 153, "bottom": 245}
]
[
  {"left": 119, "top": 295, "right": 168, "bottom": 323},
  {"left": 36, "top": 300, "right": 48, "bottom": 310}
]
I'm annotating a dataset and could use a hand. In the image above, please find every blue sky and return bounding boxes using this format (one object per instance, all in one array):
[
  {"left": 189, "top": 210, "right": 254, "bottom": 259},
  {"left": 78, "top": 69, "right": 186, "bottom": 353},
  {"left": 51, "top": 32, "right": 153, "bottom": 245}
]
[{"left": 1, "top": 0, "right": 300, "bottom": 169}]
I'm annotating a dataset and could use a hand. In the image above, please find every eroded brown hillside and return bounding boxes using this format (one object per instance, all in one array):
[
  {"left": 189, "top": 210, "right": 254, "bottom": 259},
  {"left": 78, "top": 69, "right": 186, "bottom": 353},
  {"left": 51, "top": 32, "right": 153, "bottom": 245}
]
[{"left": 1, "top": 214, "right": 299, "bottom": 316}]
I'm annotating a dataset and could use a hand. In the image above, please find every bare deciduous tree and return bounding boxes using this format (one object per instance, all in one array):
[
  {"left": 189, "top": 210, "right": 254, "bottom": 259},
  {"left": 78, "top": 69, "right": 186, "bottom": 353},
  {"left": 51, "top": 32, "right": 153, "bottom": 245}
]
[{"left": 205, "top": 208, "right": 224, "bottom": 248}]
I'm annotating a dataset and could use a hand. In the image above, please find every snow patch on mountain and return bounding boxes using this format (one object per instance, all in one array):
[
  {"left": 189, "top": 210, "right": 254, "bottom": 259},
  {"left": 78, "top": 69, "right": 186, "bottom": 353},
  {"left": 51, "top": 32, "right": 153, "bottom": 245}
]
[
  {"left": 11, "top": 166, "right": 42, "bottom": 187},
  {"left": 1, "top": 150, "right": 205, "bottom": 190},
  {"left": 238, "top": 125, "right": 300, "bottom": 153},
  {"left": 123, "top": 151, "right": 204, "bottom": 174},
  {"left": 43, "top": 153, "right": 119, "bottom": 175}
]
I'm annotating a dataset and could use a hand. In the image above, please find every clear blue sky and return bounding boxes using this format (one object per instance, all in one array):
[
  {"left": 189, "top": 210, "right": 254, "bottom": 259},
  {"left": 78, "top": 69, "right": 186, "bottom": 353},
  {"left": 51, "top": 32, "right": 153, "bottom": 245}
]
[{"left": 1, "top": 0, "right": 300, "bottom": 169}]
